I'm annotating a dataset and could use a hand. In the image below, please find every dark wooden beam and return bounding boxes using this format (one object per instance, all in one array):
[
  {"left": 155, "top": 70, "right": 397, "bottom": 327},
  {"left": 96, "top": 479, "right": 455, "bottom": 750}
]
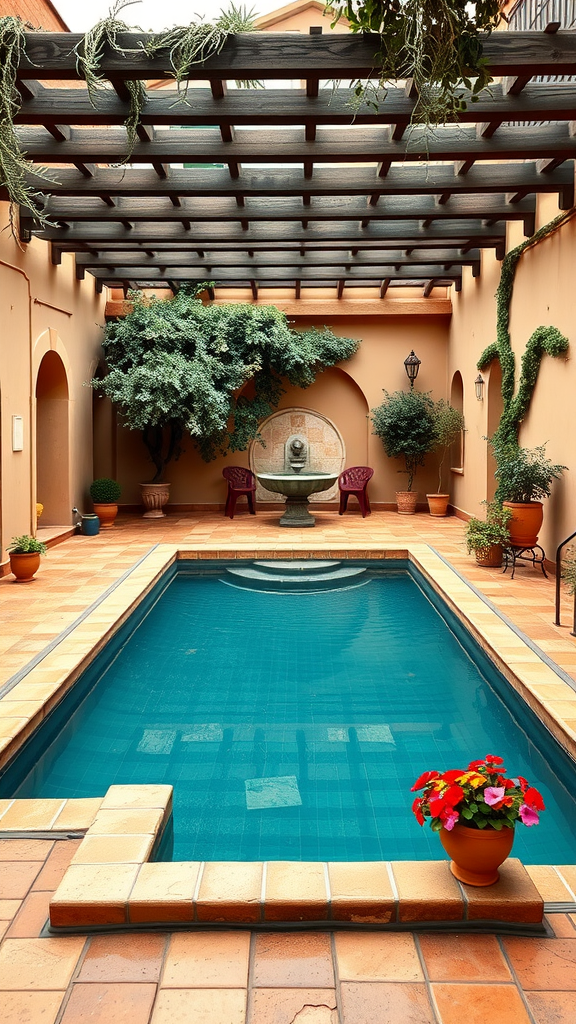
[
  {"left": 74, "top": 248, "right": 481, "bottom": 269},
  {"left": 87, "top": 264, "right": 464, "bottom": 282},
  {"left": 250, "top": 279, "right": 258, "bottom": 301},
  {"left": 337, "top": 279, "right": 345, "bottom": 298},
  {"left": 423, "top": 279, "right": 437, "bottom": 297},
  {"left": 379, "top": 278, "right": 391, "bottom": 298}
]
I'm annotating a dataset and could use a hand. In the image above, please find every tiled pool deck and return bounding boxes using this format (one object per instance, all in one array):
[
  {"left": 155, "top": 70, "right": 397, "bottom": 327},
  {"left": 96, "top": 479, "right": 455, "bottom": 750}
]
[{"left": 2, "top": 511, "right": 576, "bottom": 1020}]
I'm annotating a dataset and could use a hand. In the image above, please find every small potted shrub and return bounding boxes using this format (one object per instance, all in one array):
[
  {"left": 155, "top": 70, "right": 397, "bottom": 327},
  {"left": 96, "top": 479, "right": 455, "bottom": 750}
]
[
  {"left": 372, "top": 389, "right": 436, "bottom": 514},
  {"left": 492, "top": 441, "right": 565, "bottom": 548},
  {"left": 411, "top": 754, "right": 545, "bottom": 886},
  {"left": 7, "top": 534, "right": 47, "bottom": 582},
  {"left": 427, "top": 400, "right": 465, "bottom": 517},
  {"left": 465, "top": 500, "right": 512, "bottom": 567},
  {"left": 89, "top": 478, "right": 121, "bottom": 528}
]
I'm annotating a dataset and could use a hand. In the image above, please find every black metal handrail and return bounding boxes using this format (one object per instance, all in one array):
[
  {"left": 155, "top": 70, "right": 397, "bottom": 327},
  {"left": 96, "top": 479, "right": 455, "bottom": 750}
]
[{"left": 555, "top": 529, "right": 576, "bottom": 634}]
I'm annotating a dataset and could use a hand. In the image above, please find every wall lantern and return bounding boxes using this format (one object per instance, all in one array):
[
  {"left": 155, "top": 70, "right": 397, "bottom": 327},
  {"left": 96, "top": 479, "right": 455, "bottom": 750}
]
[
  {"left": 474, "top": 373, "right": 485, "bottom": 401},
  {"left": 404, "top": 350, "right": 421, "bottom": 388}
]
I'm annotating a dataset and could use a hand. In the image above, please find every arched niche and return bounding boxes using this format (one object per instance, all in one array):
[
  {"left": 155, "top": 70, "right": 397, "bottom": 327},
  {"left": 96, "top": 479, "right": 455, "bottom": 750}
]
[
  {"left": 36, "top": 350, "right": 71, "bottom": 525},
  {"left": 250, "top": 408, "right": 345, "bottom": 502},
  {"left": 450, "top": 370, "right": 465, "bottom": 471},
  {"left": 486, "top": 361, "right": 503, "bottom": 500}
]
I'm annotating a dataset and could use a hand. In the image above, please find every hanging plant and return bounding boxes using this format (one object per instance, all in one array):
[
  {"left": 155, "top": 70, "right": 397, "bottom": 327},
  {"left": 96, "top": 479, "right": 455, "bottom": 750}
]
[
  {"left": 329, "top": 0, "right": 501, "bottom": 126},
  {"left": 477, "top": 213, "right": 570, "bottom": 501}
]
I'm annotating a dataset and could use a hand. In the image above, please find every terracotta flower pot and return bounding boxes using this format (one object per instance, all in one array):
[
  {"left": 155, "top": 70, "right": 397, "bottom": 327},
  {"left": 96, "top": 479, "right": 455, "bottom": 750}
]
[
  {"left": 140, "top": 482, "right": 170, "bottom": 519},
  {"left": 440, "top": 822, "right": 515, "bottom": 886},
  {"left": 427, "top": 493, "right": 450, "bottom": 517},
  {"left": 475, "top": 544, "right": 503, "bottom": 568},
  {"left": 503, "top": 501, "right": 543, "bottom": 548},
  {"left": 92, "top": 503, "right": 118, "bottom": 529},
  {"left": 9, "top": 551, "right": 41, "bottom": 583},
  {"left": 396, "top": 490, "right": 418, "bottom": 515}
]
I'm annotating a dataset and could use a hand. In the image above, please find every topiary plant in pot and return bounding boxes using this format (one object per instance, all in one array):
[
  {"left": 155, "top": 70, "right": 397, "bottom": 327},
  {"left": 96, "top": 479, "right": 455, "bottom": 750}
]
[
  {"left": 465, "top": 500, "right": 511, "bottom": 567},
  {"left": 427, "top": 400, "right": 465, "bottom": 517},
  {"left": 372, "top": 389, "right": 436, "bottom": 513},
  {"left": 89, "top": 478, "right": 122, "bottom": 529},
  {"left": 491, "top": 440, "right": 566, "bottom": 548},
  {"left": 7, "top": 534, "right": 47, "bottom": 582}
]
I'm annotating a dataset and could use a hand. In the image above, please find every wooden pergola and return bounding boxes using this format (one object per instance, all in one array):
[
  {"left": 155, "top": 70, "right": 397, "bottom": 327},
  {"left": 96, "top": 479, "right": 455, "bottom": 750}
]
[{"left": 7, "top": 28, "right": 576, "bottom": 296}]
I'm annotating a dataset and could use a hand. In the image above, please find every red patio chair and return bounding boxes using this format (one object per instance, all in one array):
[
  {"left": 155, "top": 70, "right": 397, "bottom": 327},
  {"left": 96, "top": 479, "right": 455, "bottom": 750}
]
[
  {"left": 338, "top": 466, "right": 374, "bottom": 518},
  {"left": 223, "top": 466, "right": 257, "bottom": 519}
]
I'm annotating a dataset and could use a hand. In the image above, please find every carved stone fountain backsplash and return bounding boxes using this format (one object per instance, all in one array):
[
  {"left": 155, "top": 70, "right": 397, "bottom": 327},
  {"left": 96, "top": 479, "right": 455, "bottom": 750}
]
[{"left": 250, "top": 408, "right": 345, "bottom": 502}]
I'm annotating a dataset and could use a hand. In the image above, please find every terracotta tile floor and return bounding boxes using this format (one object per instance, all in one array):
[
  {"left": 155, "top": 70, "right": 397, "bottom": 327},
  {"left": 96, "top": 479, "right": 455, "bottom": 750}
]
[
  {"left": 2, "top": 511, "right": 576, "bottom": 1020},
  {"left": 1, "top": 838, "right": 576, "bottom": 1023},
  {"left": 2, "top": 510, "right": 576, "bottom": 689}
]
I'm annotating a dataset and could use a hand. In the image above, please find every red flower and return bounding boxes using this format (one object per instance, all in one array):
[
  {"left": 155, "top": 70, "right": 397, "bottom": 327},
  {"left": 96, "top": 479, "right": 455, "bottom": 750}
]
[
  {"left": 412, "top": 797, "right": 425, "bottom": 826},
  {"left": 517, "top": 776, "right": 529, "bottom": 793},
  {"left": 485, "top": 755, "right": 504, "bottom": 765},
  {"left": 468, "top": 759, "right": 487, "bottom": 770},
  {"left": 503, "top": 779, "right": 517, "bottom": 790},
  {"left": 411, "top": 770, "right": 440, "bottom": 792},
  {"left": 443, "top": 784, "right": 465, "bottom": 806},
  {"left": 428, "top": 794, "right": 446, "bottom": 818},
  {"left": 523, "top": 787, "right": 545, "bottom": 811},
  {"left": 441, "top": 769, "right": 465, "bottom": 784}
]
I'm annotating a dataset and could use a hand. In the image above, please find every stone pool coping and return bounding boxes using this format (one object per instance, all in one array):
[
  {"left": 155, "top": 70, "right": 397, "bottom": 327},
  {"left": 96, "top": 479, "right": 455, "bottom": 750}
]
[{"left": 1, "top": 543, "right": 576, "bottom": 930}]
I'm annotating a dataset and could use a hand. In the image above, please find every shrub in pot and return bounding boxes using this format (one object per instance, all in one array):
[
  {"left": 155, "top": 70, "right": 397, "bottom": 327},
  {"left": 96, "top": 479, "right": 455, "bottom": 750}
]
[
  {"left": 411, "top": 754, "right": 545, "bottom": 886},
  {"left": 7, "top": 534, "right": 47, "bottom": 582},
  {"left": 465, "top": 501, "right": 511, "bottom": 567},
  {"left": 372, "top": 389, "right": 436, "bottom": 514},
  {"left": 492, "top": 441, "right": 566, "bottom": 547},
  {"left": 427, "top": 400, "right": 464, "bottom": 516},
  {"left": 89, "top": 478, "right": 121, "bottom": 528}
]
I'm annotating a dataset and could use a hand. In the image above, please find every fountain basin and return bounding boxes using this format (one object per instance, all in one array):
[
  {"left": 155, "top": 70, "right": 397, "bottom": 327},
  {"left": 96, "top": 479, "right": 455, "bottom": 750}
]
[{"left": 256, "top": 472, "right": 339, "bottom": 527}]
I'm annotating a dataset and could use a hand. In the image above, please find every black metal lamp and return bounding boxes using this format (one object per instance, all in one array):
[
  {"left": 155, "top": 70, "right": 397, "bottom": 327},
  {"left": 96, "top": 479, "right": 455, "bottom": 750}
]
[
  {"left": 404, "top": 350, "right": 421, "bottom": 388},
  {"left": 474, "top": 373, "right": 485, "bottom": 401}
]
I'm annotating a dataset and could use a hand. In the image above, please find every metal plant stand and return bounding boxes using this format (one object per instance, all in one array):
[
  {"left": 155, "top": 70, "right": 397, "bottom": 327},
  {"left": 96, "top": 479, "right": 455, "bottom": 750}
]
[{"left": 502, "top": 545, "right": 547, "bottom": 580}]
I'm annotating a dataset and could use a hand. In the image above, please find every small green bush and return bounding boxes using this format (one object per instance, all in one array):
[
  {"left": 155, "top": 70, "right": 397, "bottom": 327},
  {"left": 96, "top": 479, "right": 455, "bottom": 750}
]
[
  {"left": 491, "top": 441, "right": 566, "bottom": 504},
  {"left": 372, "top": 389, "right": 436, "bottom": 491},
  {"left": 465, "top": 501, "right": 512, "bottom": 556},
  {"left": 90, "top": 478, "right": 121, "bottom": 503},
  {"left": 8, "top": 534, "right": 47, "bottom": 555},
  {"left": 432, "top": 400, "right": 464, "bottom": 493}
]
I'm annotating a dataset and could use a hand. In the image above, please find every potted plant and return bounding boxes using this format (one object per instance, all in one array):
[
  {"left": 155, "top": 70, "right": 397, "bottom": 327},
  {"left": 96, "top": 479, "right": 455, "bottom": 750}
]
[
  {"left": 7, "top": 534, "right": 47, "bottom": 582},
  {"left": 427, "top": 400, "right": 465, "bottom": 517},
  {"left": 372, "top": 389, "right": 436, "bottom": 513},
  {"left": 89, "top": 478, "right": 121, "bottom": 528},
  {"left": 411, "top": 754, "right": 545, "bottom": 886},
  {"left": 492, "top": 441, "right": 566, "bottom": 548},
  {"left": 465, "top": 500, "right": 512, "bottom": 567}
]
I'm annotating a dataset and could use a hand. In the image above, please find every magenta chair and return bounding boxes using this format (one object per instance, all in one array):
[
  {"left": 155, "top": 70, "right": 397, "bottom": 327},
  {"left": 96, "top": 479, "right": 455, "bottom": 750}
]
[
  {"left": 223, "top": 466, "right": 257, "bottom": 519},
  {"left": 338, "top": 466, "right": 374, "bottom": 517}
]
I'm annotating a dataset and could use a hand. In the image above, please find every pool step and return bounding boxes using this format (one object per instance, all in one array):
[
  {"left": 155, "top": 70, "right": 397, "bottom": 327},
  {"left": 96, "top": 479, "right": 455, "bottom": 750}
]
[{"left": 222, "top": 560, "right": 367, "bottom": 593}]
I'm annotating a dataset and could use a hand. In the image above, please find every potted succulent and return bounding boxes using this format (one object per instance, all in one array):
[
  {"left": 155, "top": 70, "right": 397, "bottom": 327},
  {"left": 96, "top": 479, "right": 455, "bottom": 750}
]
[
  {"left": 89, "top": 478, "right": 121, "bottom": 528},
  {"left": 492, "top": 441, "right": 565, "bottom": 548},
  {"left": 372, "top": 389, "right": 437, "bottom": 514},
  {"left": 7, "top": 534, "right": 47, "bottom": 582},
  {"left": 465, "top": 500, "right": 512, "bottom": 567},
  {"left": 411, "top": 754, "right": 545, "bottom": 886},
  {"left": 427, "top": 400, "right": 465, "bottom": 517}
]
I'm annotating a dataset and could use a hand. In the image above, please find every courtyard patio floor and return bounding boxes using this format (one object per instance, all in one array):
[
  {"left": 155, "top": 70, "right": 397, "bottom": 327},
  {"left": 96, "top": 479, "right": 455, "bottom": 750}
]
[{"left": 1, "top": 511, "right": 576, "bottom": 1022}]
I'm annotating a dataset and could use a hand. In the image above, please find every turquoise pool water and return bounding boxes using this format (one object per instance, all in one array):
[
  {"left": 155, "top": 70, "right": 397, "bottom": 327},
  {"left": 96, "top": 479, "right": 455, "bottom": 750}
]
[{"left": 4, "top": 562, "right": 576, "bottom": 863}]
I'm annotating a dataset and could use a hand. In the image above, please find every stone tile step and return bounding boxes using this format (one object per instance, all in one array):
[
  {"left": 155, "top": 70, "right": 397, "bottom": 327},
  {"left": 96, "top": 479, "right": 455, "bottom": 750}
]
[
  {"left": 253, "top": 560, "right": 342, "bottom": 573},
  {"left": 224, "top": 566, "right": 367, "bottom": 592}
]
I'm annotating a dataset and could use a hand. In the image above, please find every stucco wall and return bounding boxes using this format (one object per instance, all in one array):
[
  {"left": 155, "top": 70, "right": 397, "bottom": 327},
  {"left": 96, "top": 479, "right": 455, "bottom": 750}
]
[
  {"left": 0, "top": 205, "right": 106, "bottom": 562},
  {"left": 448, "top": 193, "right": 576, "bottom": 555}
]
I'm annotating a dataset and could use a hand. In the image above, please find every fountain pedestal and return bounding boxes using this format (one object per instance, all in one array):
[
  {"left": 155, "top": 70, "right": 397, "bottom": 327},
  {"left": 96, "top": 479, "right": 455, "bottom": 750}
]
[{"left": 280, "top": 495, "right": 316, "bottom": 527}]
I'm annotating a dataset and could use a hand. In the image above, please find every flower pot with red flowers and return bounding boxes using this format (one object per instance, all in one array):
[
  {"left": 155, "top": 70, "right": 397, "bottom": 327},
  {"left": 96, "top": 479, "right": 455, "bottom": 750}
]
[{"left": 411, "top": 755, "right": 545, "bottom": 886}]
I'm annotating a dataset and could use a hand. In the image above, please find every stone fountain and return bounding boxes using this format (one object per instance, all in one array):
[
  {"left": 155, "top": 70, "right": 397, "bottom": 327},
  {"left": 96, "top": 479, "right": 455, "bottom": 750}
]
[{"left": 255, "top": 434, "right": 339, "bottom": 527}]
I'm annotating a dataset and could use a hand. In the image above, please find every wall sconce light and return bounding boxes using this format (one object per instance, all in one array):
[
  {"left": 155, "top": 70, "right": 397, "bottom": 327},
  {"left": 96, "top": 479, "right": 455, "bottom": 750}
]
[
  {"left": 404, "top": 350, "right": 421, "bottom": 388},
  {"left": 474, "top": 374, "right": 485, "bottom": 401}
]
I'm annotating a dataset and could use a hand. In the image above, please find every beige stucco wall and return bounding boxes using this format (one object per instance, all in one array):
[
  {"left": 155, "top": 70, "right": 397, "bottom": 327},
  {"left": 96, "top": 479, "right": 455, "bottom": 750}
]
[
  {"left": 98, "top": 311, "right": 450, "bottom": 509},
  {"left": 448, "top": 193, "right": 576, "bottom": 555},
  {"left": 0, "top": 205, "right": 106, "bottom": 563}
]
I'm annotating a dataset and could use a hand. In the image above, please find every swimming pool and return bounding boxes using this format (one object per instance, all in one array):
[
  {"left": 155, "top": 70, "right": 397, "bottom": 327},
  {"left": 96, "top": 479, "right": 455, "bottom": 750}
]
[{"left": 3, "top": 560, "right": 576, "bottom": 863}]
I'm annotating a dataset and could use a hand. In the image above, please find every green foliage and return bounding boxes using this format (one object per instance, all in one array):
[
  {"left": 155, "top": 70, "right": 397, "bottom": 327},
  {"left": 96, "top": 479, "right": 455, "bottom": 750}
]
[
  {"left": 93, "top": 287, "right": 359, "bottom": 481},
  {"left": 432, "top": 399, "right": 464, "bottom": 493},
  {"left": 491, "top": 441, "right": 566, "bottom": 504},
  {"left": 477, "top": 214, "right": 569, "bottom": 500},
  {"left": 371, "top": 389, "right": 436, "bottom": 491},
  {"left": 465, "top": 500, "right": 511, "bottom": 556},
  {"left": 561, "top": 547, "right": 576, "bottom": 596},
  {"left": 8, "top": 534, "right": 47, "bottom": 554},
  {"left": 329, "top": 0, "right": 500, "bottom": 126},
  {"left": 90, "top": 477, "right": 122, "bottom": 503}
]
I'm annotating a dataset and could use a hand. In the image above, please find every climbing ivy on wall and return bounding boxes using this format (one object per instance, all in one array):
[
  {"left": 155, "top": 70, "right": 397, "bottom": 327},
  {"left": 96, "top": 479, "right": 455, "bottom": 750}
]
[{"left": 476, "top": 213, "right": 570, "bottom": 483}]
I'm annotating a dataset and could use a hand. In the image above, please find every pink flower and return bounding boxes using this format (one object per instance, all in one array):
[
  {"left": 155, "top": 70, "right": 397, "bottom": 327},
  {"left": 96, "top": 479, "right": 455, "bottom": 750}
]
[
  {"left": 440, "top": 808, "right": 460, "bottom": 831},
  {"left": 519, "top": 804, "right": 540, "bottom": 827},
  {"left": 484, "top": 786, "right": 505, "bottom": 806}
]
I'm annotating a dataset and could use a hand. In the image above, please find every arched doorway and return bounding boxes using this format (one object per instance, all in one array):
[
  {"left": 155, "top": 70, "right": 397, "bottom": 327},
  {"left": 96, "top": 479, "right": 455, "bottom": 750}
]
[
  {"left": 449, "top": 371, "right": 464, "bottom": 471},
  {"left": 486, "top": 361, "right": 503, "bottom": 501},
  {"left": 36, "top": 351, "right": 71, "bottom": 526}
]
